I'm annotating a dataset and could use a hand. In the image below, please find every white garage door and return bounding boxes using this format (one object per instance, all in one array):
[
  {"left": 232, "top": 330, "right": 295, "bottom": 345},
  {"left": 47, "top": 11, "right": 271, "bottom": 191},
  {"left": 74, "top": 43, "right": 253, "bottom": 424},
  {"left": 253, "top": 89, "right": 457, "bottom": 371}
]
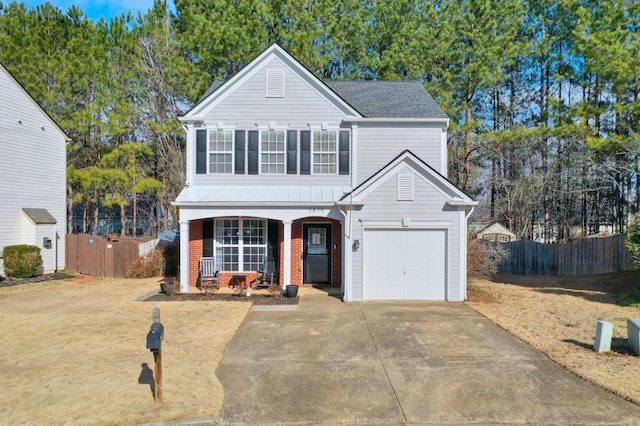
[{"left": 363, "top": 229, "right": 446, "bottom": 300}]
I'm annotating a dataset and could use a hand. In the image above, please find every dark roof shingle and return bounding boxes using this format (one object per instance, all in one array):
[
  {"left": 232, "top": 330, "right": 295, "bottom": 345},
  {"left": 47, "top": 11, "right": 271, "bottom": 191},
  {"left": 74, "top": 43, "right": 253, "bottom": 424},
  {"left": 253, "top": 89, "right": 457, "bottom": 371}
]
[
  {"left": 326, "top": 81, "right": 447, "bottom": 119},
  {"left": 22, "top": 208, "right": 57, "bottom": 224}
]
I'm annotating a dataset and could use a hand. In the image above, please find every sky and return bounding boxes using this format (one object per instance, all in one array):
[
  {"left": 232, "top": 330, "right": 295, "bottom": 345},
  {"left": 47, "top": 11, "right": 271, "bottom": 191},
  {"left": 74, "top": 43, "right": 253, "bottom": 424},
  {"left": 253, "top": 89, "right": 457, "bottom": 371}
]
[{"left": 20, "top": 0, "right": 175, "bottom": 21}]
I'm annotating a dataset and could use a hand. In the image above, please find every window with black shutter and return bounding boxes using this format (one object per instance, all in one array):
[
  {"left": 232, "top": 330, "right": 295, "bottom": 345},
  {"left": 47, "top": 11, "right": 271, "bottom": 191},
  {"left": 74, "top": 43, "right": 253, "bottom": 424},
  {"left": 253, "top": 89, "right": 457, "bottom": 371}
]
[
  {"left": 235, "top": 130, "right": 245, "bottom": 174},
  {"left": 287, "top": 130, "right": 297, "bottom": 174},
  {"left": 196, "top": 129, "right": 207, "bottom": 174},
  {"left": 339, "top": 131, "right": 350, "bottom": 175},
  {"left": 248, "top": 130, "right": 259, "bottom": 174},
  {"left": 300, "top": 130, "right": 311, "bottom": 175},
  {"left": 203, "top": 219, "right": 214, "bottom": 257}
]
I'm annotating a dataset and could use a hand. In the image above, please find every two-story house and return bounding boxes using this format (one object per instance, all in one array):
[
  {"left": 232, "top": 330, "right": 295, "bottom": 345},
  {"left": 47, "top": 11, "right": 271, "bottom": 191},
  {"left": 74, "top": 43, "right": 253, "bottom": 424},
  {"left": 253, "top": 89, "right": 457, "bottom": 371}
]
[
  {"left": 174, "top": 44, "right": 476, "bottom": 301},
  {"left": 0, "top": 63, "right": 68, "bottom": 276}
]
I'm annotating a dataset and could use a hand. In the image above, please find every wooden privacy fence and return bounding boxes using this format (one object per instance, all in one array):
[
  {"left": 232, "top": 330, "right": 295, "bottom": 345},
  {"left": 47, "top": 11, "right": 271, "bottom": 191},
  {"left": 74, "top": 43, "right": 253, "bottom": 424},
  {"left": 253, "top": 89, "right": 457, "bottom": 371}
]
[
  {"left": 66, "top": 234, "right": 156, "bottom": 277},
  {"left": 499, "top": 235, "right": 635, "bottom": 276}
]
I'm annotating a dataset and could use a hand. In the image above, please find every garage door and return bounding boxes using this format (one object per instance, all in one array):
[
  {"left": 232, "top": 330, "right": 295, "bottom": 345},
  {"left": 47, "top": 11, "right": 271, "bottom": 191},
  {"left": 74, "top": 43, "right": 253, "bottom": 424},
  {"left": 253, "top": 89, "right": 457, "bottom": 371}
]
[{"left": 363, "top": 229, "right": 446, "bottom": 300}]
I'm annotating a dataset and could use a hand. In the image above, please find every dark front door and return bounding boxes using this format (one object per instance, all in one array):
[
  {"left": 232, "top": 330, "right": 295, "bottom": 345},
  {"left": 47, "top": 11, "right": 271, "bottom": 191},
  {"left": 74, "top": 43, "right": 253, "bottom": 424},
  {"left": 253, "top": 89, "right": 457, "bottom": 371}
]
[{"left": 303, "top": 223, "right": 331, "bottom": 285}]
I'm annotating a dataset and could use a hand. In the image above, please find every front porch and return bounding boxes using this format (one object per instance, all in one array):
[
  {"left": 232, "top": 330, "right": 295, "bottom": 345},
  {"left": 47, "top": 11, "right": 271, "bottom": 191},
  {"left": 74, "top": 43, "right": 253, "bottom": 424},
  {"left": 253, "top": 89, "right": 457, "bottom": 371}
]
[{"left": 183, "top": 216, "right": 343, "bottom": 292}]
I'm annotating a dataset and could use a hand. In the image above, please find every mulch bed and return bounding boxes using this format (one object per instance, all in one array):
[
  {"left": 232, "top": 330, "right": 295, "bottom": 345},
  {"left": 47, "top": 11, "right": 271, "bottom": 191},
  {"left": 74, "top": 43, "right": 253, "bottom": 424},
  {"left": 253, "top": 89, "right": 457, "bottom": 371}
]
[
  {"left": 0, "top": 272, "right": 74, "bottom": 288},
  {"left": 145, "top": 292, "right": 299, "bottom": 305}
]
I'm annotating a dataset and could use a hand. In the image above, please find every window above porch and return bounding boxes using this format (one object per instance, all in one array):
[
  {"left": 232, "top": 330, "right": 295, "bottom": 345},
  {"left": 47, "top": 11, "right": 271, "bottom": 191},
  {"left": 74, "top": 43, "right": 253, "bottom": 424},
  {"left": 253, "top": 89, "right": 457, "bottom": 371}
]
[{"left": 195, "top": 128, "right": 350, "bottom": 177}]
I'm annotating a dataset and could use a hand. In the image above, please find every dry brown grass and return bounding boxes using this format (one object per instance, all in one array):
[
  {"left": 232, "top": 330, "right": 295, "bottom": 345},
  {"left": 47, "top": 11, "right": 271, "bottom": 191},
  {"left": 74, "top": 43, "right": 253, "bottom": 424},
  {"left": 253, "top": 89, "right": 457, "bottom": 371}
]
[
  {"left": 0, "top": 276, "right": 250, "bottom": 425},
  {"left": 467, "top": 272, "right": 640, "bottom": 406}
]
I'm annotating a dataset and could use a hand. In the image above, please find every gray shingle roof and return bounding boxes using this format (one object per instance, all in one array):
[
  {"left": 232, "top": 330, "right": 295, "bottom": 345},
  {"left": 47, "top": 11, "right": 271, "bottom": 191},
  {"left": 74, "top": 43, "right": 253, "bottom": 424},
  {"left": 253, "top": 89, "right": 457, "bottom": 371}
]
[
  {"left": 326, "top": 81, "right": 447, "bottom": 119},
  {"left": 22, "top": 208, "right": 57, "bottom": 224},
  {"left": 198, "top": 79, "right": 447, "bottom": 119}
]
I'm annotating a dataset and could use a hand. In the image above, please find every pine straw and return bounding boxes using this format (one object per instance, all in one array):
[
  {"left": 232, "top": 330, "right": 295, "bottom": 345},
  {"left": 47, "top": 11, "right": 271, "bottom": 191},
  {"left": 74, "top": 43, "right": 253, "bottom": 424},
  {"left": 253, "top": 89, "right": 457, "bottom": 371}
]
[
  {"left": 467, "top": 273, "right": 640, "bottom": 406},
  {"left": 0, "top": 276, "right": 250, "bottom": 425}
]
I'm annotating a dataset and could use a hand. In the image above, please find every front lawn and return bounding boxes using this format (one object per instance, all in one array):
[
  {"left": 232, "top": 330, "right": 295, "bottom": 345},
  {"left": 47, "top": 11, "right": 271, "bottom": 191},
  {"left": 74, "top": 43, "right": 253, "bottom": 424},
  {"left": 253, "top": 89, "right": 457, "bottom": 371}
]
[{"left": 0, "top": 276, "right": 250, "bottom": 424}]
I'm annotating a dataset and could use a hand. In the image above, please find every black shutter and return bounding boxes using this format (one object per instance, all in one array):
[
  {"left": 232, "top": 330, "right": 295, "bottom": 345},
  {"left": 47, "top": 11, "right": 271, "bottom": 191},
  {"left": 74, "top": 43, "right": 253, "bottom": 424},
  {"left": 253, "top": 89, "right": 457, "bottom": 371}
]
[
  {"left": 287, "top": 130, "right": 297, "bottom": 174},
  {"left": 235, "top": 130, "right": 245, "bottom": 174},
  {"left": 300, "top": 130, "right": 311, "bottom": 175},
  {"left": 248, "top": 130, "right": 259, "bottom": 174},
  {"left": 339, "top": 131, "right": 350, "bottom": 175},
  {"left": 202, "top": 219, "right": 214, "bottom": 258},
  {"left": 196, "top": 129, "right": 207, "bottom": 174}
]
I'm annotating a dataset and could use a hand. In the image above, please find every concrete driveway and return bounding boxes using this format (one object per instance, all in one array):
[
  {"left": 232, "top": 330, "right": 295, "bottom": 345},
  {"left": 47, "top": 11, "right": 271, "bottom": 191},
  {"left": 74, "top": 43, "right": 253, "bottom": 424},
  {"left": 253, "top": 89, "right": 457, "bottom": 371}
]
[{"left": 215, "top": 288, "right": 640, "bottom": 425}]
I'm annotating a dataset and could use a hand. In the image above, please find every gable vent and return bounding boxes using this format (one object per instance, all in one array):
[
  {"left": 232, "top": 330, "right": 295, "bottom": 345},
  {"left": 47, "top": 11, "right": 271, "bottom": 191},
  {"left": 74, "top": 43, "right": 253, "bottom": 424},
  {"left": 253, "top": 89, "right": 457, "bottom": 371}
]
[
  {"left": 266, "top": 69, "right": 285, "bottom": 97},
  {"left": 397, "top": 174, "right": 414, "bottom": 201}
]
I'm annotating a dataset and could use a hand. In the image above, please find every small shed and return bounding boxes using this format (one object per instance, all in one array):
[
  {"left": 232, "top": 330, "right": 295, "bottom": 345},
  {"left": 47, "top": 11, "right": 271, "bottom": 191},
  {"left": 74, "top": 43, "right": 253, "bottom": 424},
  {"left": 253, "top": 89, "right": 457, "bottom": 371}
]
[
  {"left": 477, "top": 222, "right": 517, "bottom": 243},
  {"left": 21, "top": 208, "right": 58, "bottom": 273}
]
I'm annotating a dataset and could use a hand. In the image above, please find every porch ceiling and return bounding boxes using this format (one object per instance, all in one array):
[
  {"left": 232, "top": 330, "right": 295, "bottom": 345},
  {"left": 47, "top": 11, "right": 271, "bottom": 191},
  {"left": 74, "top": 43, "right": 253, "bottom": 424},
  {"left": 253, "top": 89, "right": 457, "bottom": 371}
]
[{"left": 174, "top": 185, "right": 351, "bottom": 206}]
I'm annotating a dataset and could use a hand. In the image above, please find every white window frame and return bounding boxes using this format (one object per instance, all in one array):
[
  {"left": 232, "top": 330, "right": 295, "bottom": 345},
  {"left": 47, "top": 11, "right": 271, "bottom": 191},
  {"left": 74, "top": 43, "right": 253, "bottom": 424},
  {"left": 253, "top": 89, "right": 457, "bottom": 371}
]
[
  {"left": 312, "top": 130, "right": 338, "bottom": 175},
  {"left": 214, "top": 218, "right": 267, "bottom": 272},
  {"left": 208, "top": 129, "right": 233, "bottom": 174},
  {"left": 260, "top": 130, "right": 285, "bottom": 174}
]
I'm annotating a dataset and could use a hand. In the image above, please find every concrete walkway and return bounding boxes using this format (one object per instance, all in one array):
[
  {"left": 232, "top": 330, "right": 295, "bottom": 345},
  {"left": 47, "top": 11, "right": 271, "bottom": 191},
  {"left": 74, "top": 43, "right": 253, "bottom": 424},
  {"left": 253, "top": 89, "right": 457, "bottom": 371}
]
[{"left": 214, "top": 288, "right": 640, "bottom": 425}]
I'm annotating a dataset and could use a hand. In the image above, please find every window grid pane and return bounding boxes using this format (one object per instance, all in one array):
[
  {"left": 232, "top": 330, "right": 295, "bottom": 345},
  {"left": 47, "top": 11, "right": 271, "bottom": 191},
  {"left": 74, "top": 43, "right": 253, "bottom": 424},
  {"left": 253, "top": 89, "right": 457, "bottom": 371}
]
[
  {"left": 243, "top": 246, "right": 266, "bottom": 271},
  {"left": 208, "top": 130, "right": 233, "bottom": 174},
  {"left": 313, "top": 130, "right": 337, "bottom": 174},
  {"left": 261, "top": 130, "right": 285, "bottom": 174}
]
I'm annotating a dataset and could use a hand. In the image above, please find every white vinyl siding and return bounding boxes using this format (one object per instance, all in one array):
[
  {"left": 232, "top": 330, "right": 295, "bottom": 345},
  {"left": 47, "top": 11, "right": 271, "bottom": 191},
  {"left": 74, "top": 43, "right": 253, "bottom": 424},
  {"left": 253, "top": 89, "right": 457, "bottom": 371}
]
[
  {"left": 313, "top": 130, "right": 337, "bottom": 174},
  {"left": 202, "top": 59, "right": 346, "bottom": 125},
  {"left": 357, "top": 124, "right": 443, "bottom": 185},
  {"left": 208, "top": 130, "right": 233, "bottom": 173},
  {"left": 215, "top": 218, "right": 266, "bottom": 272},
  {"left": 0, "top": 66, "right": 67, "bottom": 275},
  {"left": 261, "top": 130, "right": 285, "bottom": 174}
]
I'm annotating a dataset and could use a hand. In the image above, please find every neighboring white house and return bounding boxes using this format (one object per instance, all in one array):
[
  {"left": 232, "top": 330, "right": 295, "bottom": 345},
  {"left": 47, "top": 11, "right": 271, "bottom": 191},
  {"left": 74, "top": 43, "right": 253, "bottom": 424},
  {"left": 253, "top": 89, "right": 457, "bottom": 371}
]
[
  {"left": 173, "top": 44, "right": 477, "bottom": 301},
  {"left": 0, "top": 63, "right": 68, "bottom": 275}
]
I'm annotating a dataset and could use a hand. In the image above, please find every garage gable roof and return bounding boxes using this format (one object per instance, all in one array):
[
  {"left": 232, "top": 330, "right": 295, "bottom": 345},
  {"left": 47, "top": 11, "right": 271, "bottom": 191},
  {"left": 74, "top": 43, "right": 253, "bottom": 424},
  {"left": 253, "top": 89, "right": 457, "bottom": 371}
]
[{"left": 339, "top": 150, "right": 477, "bottom": 206}]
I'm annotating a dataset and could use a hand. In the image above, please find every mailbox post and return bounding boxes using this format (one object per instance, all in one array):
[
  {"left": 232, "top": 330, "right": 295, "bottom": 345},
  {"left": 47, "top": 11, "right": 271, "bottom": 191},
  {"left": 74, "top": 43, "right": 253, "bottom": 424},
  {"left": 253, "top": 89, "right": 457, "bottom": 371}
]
[{"left": 146, "top": 307, "right": 164, "bottom": 402}]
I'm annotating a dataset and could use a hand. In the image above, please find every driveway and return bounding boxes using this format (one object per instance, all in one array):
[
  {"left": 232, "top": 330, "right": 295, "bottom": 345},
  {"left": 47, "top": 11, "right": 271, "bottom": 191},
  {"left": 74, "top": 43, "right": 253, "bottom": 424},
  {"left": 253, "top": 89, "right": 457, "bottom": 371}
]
[{"left": 215, "top": 288, "right": 640, "bottom": 425}]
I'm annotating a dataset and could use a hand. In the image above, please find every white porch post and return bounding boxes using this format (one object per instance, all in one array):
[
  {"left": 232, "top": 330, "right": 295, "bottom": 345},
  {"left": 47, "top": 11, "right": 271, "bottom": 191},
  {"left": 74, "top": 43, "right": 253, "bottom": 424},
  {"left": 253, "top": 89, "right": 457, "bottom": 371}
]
[
  {"left": 179, "top": 220, "right": 190, "bottom": 293},
  {"left": 339, "top": 208, "right": 352, "bottom": 302},
  {"left": 283, "top": 220, "right": 292, "bottom": 290}
]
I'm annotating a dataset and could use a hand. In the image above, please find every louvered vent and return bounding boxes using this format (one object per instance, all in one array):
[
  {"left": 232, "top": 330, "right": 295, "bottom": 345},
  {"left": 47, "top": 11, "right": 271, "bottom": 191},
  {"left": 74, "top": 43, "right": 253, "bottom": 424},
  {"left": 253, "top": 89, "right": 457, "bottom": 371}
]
[
  {"left": 266, "top": 69, "right": 285, "bottom": 97},
  {"left": 397, "top": 174, "right": 414, "bottom": 201}
]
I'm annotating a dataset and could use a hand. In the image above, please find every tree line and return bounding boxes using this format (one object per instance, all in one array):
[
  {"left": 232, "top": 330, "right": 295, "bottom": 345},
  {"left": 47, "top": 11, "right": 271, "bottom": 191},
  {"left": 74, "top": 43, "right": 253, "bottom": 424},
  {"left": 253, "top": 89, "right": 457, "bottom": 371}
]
[{"left": 1, "top": 0, "right": 638, "bottom": 241}]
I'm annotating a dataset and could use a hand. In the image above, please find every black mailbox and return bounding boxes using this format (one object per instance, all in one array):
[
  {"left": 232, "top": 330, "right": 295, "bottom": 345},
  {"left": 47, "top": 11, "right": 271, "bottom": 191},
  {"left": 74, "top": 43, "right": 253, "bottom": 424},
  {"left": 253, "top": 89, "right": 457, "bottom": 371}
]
[{"left": 146, "top": 322, "right": 164, "bottom": 351}]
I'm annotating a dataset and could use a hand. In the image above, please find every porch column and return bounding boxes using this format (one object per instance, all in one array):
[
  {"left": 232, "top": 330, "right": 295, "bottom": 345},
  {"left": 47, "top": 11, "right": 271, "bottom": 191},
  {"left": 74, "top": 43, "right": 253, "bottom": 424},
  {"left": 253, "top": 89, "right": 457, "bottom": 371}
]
[
  {"left": 179, "top": 220, "right": 190, "bottom": 293},
  {"left": 283, "top": 220, "right": 292, "bottom": 290}
]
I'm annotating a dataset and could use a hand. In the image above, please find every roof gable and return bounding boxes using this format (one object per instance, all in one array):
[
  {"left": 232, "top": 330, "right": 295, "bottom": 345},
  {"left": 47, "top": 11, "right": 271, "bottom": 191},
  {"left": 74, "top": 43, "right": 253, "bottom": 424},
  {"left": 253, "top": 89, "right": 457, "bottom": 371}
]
[
  {"left": 181, "top": 44, "right": 361, "bottom": 120},
  {"left": 340, "top": 150, "right": 476, "bottom": 206}
]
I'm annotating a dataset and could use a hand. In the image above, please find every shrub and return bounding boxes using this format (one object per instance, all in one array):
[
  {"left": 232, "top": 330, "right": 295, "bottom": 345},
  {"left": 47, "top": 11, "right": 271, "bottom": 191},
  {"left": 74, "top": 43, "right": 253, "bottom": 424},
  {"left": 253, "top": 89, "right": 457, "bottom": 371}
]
[
  {"left": 126, "top": 248, "right": 165, "bottom": 278},
  {"left": 467, "top": 237, "right": 509, "bottom": 279},
  {"left": 626, "top": 213, "right": 640, "bottom": 269},
  {"left": 1, "top": 244, "right": 42, "bottom": 278}
]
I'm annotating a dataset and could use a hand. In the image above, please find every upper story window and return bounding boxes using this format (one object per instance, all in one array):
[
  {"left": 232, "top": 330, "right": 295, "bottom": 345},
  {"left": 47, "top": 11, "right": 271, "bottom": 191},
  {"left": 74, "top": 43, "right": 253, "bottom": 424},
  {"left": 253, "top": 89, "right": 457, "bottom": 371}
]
[
  {"left": 195, "top": 128, "right": 349, "bottom": 176},
  {"left": 208, "top": 130, "right": 233, "bottom": 173},
  {"left": 313, "top": 130, "right": 337, "bottom": 174},
  {"left": 261, "top": 130, "right": 285, "bottom": 174}
]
